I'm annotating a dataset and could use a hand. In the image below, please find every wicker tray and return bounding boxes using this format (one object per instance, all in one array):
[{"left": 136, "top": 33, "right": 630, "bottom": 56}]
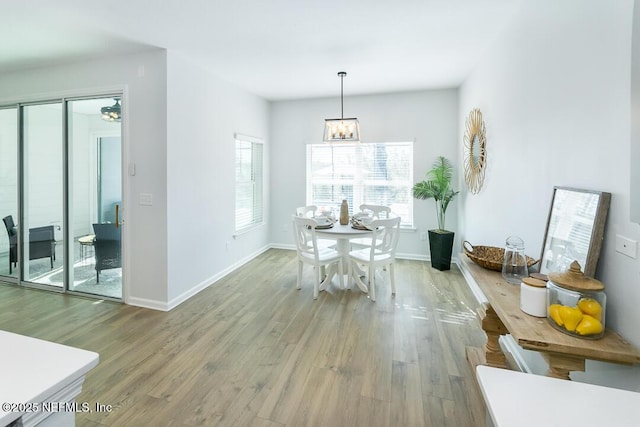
[{"left": 463, "top": 240, "right": 539, "bottom": 272}]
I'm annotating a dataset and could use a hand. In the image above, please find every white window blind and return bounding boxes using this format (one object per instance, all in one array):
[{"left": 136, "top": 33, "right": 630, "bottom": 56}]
[
  {"left": 306, "top": 142, "right": 413, "bottom": 227},
  {"left": 235, "top": 134, "right": 264, "bottom": 232}
]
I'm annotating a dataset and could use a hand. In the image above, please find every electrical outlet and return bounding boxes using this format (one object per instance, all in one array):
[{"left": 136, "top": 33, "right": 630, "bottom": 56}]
[
  {"left": 615, "top": 235, "right": 637, "bottom": 259},
  {"left": 420, "top": 232, "right": 427, "bottom": 241}
]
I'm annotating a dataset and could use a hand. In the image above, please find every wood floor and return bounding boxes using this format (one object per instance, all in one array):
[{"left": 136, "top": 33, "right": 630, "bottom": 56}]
[{"left": 0, "top": 249, "right": 487, "bottom": 426}]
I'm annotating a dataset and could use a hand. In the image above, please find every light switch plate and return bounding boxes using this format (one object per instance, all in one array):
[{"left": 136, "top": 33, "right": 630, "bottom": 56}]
[
  {"left": 139, "top": 193, "right": 153, "bottom": 206},
  {"left": 615, "top": 234, "right": 637, "bottom": 259}
]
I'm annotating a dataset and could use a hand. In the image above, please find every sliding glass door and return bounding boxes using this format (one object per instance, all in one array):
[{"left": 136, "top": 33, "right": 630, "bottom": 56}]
[
  {"left": 23, "top": 103, "right": 64, "bottom": 287},
  {"left": 68, "top": 98, "right": 122, "bottom": 299},
  {"left": 0, "top": 96, "right": 123, "bottom": 300},
  {"left": 0, "top": 107, "right": 18, "bottom": 279}
]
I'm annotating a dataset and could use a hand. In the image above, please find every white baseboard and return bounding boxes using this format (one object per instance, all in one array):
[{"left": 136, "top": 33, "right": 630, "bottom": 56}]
[
  {"left": 270, "top": 243, "right": 295, "bottom": 250},
  {"left": 455, "top": 258, "right": 488, "bottom": 305},
  {"left": 128, "top": 245, "right": 271, "bottom": 311},
  {"left": 126, "top": 296, "right": 170, "bottom": 311},
  {"left": 165, "top": 244, "right": 271, "bottom": 311},
  {"left": 396, "top": 252, "right": 428, "bottom": 261},
  {"left": 499, "top": 335, "right": 532, "bottom": 373}
]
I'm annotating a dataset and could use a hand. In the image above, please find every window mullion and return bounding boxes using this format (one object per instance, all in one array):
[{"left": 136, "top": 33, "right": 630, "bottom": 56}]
[{"left": 353, "top": 144, "right": 364, "bottom": 211}]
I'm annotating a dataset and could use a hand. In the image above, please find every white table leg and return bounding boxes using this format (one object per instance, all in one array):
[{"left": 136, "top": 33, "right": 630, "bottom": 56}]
[
  {"left": 351, "top": 269, "right": 369, "bottom": 293},
  {"left": 335, "top": 238, "right": 350, "bottom": 266},
  {"left": 337, "top": 237, "right": 368, "bottom": 293},
  {"left": 318, "top": 235, "right": 370, "bottom": 294},
  {"left": 319, "top": 264, "right": 337, "bottom": 291}
]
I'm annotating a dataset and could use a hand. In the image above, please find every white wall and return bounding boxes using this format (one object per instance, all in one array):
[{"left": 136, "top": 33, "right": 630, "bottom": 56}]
[
  {"left": 632, "top": 0, "right": 640, "bottom": 224},
  {"left": 269, "top": 89, "right": 459, "bottom": 258},
  {"left": 0, "top": 49, "right": 273, "bottom": 310},
  {"left": 166, "top": 52, "right": 270, "bottom": 307},
  {"left": 0, "top": 49, "right": 169, "bottom": 305},
  {"left": 460, "top": 0, "right": 640, "bottom": 389}
]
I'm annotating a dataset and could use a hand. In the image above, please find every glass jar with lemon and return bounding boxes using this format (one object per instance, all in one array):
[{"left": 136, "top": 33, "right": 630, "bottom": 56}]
[{"left": 546, "top": 260, "right": 606, "bottom": 339}]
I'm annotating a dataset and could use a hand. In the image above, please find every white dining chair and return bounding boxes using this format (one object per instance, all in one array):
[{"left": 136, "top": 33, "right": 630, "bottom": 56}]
[
  {"left": 359, "top": 204, "right": 391, "bottom": 219},
  {"left": 292, "top": 215, "right": 344, "bottom": 299},
  {"left": 295, "top": 205, "right": 335, "bottom": 254},
  {"left": 295, "top": 205, "right": 318, "bottom": 218},
  {"left": 351, "top": 204, "right": 392, "bottom": 249},
  {"left": 348, "top": 217, "right": 401, "bottom": 302}
]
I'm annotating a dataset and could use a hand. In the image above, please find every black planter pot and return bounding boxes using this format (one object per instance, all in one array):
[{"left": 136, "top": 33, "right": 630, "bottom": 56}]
[{"left": 428, "top": 230, "right": 455, "bottom": 271}]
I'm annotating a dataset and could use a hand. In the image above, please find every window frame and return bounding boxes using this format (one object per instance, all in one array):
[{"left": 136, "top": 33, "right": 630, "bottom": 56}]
[{"left": 305, "top": 141, "right": 414, "bottom": 227}]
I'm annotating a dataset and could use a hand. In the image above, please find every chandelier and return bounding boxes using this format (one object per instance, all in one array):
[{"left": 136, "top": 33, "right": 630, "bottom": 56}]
[
  {"left": 101, "top": 98, "right": 121, "bottom": 122},
  {"left": 323, "top": 72, "right": 360, "bottom": 143}
]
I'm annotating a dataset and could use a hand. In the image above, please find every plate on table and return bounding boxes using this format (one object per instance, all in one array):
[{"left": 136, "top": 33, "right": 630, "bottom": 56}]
[{"left": 314, "top": 216, "right": 335, "bottom": 229}]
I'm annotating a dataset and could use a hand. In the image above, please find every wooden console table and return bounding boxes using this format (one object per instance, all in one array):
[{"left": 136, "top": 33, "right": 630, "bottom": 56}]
[{"left": 460, "top": 255, "right": 640, "bottom": 379}]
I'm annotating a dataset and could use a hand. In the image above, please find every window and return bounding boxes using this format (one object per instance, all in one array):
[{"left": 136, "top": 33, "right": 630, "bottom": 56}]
[
  {"left": 306, "top": 142, "right": 413, "bottom": 227},
  {"left": 235, "top": 134, "right": 264, "bottom": 232}
]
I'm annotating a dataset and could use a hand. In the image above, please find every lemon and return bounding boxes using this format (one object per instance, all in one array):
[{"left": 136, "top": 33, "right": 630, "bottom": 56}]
[
  {"left": 548, "top": 304, "right": 564, "bottom": 326},
  {"left": 559, "top": 306, "right": 583, "bottom": 332},
  {"left": 577, "top": 298, "right": 602, "bottom": 321},
  {"left": 576, "top": 314, "right": 603, "bottom": 336}
]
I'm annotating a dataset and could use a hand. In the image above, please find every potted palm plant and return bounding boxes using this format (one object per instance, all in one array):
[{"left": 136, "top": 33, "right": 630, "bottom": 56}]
[{"left": 413, "top": 156, "right": 459, "bottom": 270}]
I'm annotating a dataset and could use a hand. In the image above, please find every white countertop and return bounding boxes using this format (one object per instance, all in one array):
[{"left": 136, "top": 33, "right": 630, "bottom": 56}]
[
  {"left": 0, "top": 330, "right": 99, "bottom": 426},
  {"left": 476, "top": 365, "right": 640, "bottom": 426}
]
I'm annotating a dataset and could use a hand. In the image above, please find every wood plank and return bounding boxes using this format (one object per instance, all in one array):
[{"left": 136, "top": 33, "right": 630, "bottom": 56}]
[
  {"left": 355, "top": 395, "right": 391, "bottom": 427},
  {"left": 360, "top": 308, "right": 395, "bottom": 401},
  {"left": 390, "top": 361, "right": 426, "bottom": 427}
]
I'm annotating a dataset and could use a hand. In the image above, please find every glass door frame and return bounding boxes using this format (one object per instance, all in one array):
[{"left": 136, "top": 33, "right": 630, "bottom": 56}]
[
  {"left": 17, "top": 99, "right": 65, "bottom": 292},
  {"left": 65, "top": 94, "right": 124, "bottom": 301},
  {"left": 0, "top": 105, "right": 19, "bottom": 286},
  {"left": 0, "top": 93, "right": 124, "bottom": 301}
]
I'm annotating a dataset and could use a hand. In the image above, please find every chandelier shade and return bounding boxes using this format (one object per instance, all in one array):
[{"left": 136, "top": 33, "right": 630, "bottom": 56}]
[
  {"left": 101, "top": 98, "right": 121, "bottom": 122},
  {"left": 323, "top": 71, "right": 360, "bottom": 143},
  {"left": 323, "top": 118, "right": 360, "bottom": 142}
]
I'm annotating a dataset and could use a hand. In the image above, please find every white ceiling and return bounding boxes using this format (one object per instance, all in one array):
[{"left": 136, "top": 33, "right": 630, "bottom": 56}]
[{"left": 0, "top": 0, "right": 522, "bottom": 101}]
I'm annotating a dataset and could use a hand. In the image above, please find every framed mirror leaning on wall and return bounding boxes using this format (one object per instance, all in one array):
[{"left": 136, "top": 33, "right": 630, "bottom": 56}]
[{"left": 539, "top": 187, "right": 611, "bottom": 277}]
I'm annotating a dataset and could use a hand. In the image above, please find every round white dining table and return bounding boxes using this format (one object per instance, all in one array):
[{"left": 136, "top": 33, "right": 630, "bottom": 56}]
[{"left": 315, "top": 223, "right": 372, "bottom": 293}]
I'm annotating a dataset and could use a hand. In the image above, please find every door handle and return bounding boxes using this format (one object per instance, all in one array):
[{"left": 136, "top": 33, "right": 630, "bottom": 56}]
[{"left": 115, "top": 204, "right": 119, "bottom": 228}]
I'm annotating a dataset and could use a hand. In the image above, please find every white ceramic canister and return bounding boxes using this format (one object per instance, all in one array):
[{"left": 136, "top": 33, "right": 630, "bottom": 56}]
[{"left": 520, "top": 277, "right": 547, "bottom": 317}]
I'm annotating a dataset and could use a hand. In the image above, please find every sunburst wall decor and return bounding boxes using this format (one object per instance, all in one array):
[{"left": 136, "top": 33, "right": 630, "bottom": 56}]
[{"left": 463, "top": 108, "right": 487, "bottom": 194}]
